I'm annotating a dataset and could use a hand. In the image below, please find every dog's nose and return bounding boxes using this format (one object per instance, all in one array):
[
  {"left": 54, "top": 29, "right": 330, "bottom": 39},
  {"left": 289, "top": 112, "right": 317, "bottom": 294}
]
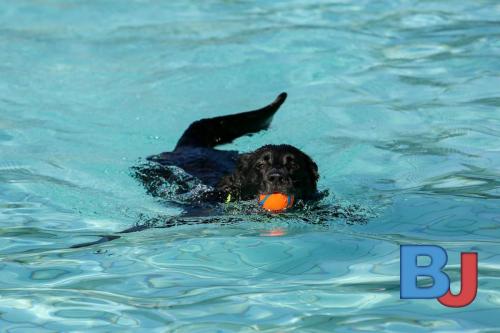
[{"left": 267, "top": 172, "right": 285, "bottom": 184}]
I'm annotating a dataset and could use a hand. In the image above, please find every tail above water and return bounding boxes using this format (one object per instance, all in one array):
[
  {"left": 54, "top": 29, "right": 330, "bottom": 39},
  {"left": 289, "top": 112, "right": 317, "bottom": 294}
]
[{"left": 175, "top": 92, "right": 287, "bottom": 150}]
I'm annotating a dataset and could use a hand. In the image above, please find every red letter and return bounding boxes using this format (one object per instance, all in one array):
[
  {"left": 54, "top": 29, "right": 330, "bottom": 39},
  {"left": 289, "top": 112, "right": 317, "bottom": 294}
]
[{"left": 438, "top": 252, "right": 478, "bottom": 307}]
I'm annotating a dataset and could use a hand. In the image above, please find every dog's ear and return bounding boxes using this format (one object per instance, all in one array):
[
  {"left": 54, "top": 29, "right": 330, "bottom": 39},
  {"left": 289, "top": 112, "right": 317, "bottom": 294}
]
[
  {"left": 235, "top": 153, "right": 253, "bottom": 172},
  {"left": 216, "top": 153, "right": 253, "bottom": 197},
  {"left": 305, "top": 155, "right": 319, "bottom": 182}
]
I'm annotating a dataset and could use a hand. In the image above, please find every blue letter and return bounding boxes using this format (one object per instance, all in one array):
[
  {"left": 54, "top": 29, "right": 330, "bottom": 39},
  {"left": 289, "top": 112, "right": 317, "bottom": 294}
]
[{"left": 400, "top": 245, "right": 450, "bottom": 299}]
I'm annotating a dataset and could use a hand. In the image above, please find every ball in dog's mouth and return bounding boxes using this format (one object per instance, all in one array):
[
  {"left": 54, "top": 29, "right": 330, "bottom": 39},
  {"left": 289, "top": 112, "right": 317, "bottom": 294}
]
[{"left": 258, "top": 193, "right": 294, "bottom": 212}]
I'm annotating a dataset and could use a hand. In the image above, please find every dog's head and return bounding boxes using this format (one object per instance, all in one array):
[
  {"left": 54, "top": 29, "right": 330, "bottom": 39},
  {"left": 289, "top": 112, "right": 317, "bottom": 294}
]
[{"left": 218, "top": 144, "right": 319, "bottom": 200}]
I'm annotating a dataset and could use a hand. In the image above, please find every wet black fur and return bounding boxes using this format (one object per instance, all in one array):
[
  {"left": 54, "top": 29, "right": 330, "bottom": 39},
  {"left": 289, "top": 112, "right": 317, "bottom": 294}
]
[
  {"left": 72, "top": 92, "right": 324, "bottom": 248},
  {"left": 145, "top": 92, "right": 319, "bottom": 203}
]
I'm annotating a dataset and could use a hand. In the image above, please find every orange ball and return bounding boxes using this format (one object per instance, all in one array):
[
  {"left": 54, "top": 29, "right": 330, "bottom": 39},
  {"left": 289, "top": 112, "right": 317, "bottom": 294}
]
[{"left": 258, "top": 193, "right": 294, "bottom": 212}]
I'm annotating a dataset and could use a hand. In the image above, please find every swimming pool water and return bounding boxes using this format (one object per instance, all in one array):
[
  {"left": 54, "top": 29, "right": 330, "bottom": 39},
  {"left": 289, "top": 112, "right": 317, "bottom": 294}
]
[{"left": 1, "top": 0, "right": 499, "bottom": 331}]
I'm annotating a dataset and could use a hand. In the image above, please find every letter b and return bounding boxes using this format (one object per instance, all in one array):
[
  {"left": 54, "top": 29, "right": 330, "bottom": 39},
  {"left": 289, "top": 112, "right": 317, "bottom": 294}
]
[{"left": 400, "top": 245, "right": 450, "bottom": 299}]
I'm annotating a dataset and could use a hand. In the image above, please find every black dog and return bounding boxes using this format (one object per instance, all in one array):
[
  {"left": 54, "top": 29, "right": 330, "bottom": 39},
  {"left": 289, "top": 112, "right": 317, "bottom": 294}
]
[
  {"left": 72, "top": 93, "right": 327, "bottom": 248},
  {"left": 143, "top": 92, "right": 319, "bottom": 204}
]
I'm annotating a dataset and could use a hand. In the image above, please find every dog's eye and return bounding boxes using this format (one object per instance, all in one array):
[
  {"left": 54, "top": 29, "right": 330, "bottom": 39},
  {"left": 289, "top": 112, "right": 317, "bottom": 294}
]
[
  {"left": 255, "top": 161, "right": 266, "bottom": 170},
  {"left": 287, "top": 161, "right": 299, "bottom": 171}
]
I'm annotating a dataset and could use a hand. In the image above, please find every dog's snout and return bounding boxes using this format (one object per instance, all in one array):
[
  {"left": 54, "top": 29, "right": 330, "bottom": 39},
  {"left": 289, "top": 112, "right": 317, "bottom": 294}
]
[{"left": 267, "top": 171, "right": 285, "bottom": 184}]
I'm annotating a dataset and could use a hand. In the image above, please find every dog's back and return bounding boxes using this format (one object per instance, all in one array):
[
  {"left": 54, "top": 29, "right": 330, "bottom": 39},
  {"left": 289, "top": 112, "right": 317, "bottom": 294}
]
[{"left": 145, "top": 93, "right": 287, "bottom": 187}]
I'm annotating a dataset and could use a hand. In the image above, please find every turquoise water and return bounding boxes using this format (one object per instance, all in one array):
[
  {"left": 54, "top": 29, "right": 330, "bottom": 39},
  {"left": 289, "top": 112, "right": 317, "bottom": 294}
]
[{"left": 1, "top": 0, "right": 499, "bottom": 331}]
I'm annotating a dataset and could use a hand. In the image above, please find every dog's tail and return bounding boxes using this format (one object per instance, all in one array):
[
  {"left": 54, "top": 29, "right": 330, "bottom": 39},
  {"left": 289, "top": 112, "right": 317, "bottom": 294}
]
[{"left": 175, "top": 92, "right": 287, "bottom": 150}]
